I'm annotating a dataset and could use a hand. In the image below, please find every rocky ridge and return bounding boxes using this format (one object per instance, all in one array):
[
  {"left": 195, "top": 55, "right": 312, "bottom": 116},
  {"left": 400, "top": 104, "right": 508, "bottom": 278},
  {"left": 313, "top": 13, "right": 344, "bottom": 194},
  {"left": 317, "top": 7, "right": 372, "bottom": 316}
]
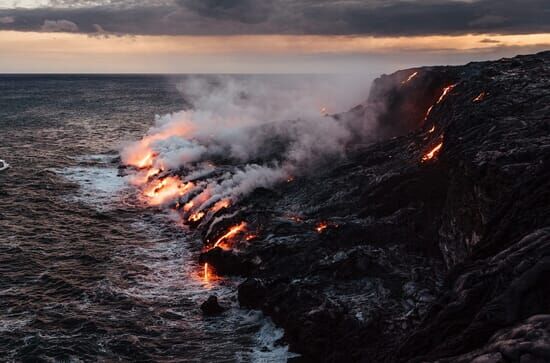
[{"left": 195, "top": 51, "right": 550, "bottom": 362}]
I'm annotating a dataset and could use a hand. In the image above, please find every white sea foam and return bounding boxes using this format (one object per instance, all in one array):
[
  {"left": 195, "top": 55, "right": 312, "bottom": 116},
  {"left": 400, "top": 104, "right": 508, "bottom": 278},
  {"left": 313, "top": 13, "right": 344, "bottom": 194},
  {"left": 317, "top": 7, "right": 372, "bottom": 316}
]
[
  {"left": 54, "top": 155, "right": 128, "bottom": 210},
  {"left": 0, "top": 159, "right": 10, "bottom": 171}
]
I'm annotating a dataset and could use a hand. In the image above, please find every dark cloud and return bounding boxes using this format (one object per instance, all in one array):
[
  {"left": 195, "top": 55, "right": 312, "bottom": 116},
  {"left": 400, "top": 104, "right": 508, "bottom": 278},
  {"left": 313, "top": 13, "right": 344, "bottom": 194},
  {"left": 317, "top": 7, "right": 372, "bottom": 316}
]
[
  {"left": 0, "top": 16, "right": 15, "bottom": 24},
  {"left": 41, "top": 19, "right": 78, "bottom": 32},
  {"left": 0, "top": 0, "right": 548, "bottom": 36},
  {"left": 177, "top": 0, "right": 271, "bottom": 24},
  {"left": 479, "top": 38, "right": 501, "bottom": 44}
]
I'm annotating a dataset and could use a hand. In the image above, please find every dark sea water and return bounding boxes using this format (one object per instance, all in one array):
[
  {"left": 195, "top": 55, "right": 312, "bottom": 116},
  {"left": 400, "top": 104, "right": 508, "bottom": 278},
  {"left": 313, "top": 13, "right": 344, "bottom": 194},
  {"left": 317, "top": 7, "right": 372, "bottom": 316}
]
[{"left": 0, "top": 76, "right": 289, "bottom": 362}]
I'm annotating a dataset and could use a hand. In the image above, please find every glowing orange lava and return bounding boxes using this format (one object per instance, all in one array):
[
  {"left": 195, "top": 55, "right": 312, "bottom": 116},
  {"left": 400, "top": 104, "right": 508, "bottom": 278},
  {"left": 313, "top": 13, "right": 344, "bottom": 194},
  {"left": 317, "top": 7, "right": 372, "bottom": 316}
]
[
  {"left": 204, "top": 262, "right": 209, "bottom": 282},
  {"left": 437, "top": 84, "right": 457, "bottom": 104},
  {"left": 183, "top": 201, "right": 194, "bottom": 212},
  {"left": 123, "top": 123, "right": 194, "bottom": 168},
  {"left": 211, "top": 199, "right": 231, "bottom": 214},
  {"left": 422, "top": 142, "right": 443, "bottom": 162},
  {"left": 213, "top": 222, "right": 247, "bottom": 249},
  {"left": 245, "top": 234, "right": 257, "bottom": 241},
  {"left": 189, "top": 211, "right": 205, "bottom": 222},
  {"left": 423, "top": 105, "right": 434, "bottom": 121},
  {"left": 428, "top": 125, "right": 436, "bottom": 133},
  {"left": 473, "top": 92, "right": 486, "bottom": 102},
  {"left": 144, "top": 177, "right": 194, "bottom": 206},
  {"left": 132, "top": 150, "right": 154, "bottom": 169},
  {"left": 402, "top": 71, "right": 418, "bottom": 84},
  {"left": 316, "top": 222, "right": 329, "bottom": 233}
]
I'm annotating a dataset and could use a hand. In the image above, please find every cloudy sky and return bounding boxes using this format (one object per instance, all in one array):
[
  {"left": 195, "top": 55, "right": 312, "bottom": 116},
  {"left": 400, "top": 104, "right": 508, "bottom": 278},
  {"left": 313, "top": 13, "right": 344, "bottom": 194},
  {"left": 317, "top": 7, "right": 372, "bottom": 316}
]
[{"left": 0, "top": 0, "right": 549, "bottom": 73}]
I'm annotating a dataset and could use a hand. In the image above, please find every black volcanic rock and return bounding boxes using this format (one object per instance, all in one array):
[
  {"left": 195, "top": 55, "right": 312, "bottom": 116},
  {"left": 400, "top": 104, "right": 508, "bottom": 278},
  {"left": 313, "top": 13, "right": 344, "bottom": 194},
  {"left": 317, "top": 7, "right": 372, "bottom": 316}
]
[
  {"left": 200, "top": 295, "right": 226, "bottom": 316},
  {"left": 193, "top": 51, "right": 550, "bottom": 362}
]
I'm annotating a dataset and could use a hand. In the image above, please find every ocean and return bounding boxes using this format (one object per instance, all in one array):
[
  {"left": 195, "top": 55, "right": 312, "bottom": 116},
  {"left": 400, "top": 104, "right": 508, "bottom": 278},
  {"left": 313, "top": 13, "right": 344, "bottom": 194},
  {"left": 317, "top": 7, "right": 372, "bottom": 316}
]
[{"left": 0, "top": 75, "right": 293, "bottom": 362}]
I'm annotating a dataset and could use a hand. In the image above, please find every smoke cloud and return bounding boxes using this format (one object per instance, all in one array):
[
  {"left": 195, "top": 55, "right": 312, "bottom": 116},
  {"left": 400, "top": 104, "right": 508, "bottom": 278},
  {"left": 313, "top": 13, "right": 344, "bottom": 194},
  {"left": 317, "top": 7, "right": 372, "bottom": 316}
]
[{"left": 121, "top": 75, "right": 374, "bottom": 213}]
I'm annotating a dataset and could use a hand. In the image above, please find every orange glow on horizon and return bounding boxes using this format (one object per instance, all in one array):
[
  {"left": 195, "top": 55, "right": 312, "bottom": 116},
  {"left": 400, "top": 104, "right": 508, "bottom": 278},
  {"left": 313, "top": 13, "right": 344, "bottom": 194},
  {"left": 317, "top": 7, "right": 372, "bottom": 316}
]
[{"left": 1, "top": 31, "right": 550, "bottom": 73}]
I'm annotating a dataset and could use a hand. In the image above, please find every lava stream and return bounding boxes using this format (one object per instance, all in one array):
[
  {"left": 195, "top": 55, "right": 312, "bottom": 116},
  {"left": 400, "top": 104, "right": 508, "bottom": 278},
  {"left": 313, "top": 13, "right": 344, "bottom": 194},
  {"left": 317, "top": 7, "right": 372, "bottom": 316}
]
[
  {"left": 422, "top": 142, "right": 443, "bottom": 162},
  {"left": 402, "top": 71, "right": 419, "bottom": 84},
  {"left": 213, "top": 222, "right": 247, "bottom": 249}
]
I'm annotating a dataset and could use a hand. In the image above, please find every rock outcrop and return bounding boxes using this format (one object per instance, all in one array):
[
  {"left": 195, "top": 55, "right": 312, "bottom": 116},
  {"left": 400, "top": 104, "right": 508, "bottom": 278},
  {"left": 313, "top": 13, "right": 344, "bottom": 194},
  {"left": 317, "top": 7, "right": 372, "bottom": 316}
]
[{"left": 196, "top": 51, "right": 550, "bottom": 362}]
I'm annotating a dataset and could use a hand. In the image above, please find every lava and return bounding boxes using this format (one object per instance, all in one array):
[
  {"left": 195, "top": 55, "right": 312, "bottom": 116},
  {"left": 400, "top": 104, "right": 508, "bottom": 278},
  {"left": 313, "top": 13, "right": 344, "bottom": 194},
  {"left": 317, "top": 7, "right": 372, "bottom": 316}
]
[
  {"left": 130, "top": 150, "right": 154, "bottom": 169},
  {"left": 183, "top": 201, "right": 195, "bottom": 212},
  {"left": 423, "top": 84, "right": 456, "bottom": 122},
  {"left": 213, "top": 222, "right": 247, "bottom": 249},
  {"left": 245, "top": 234, "right": 257, "bottom": 241},
  {"left": 437, "top": 84, "right": 457, "bottom": 104},
  {"left": 422, "top": 142, "right": 443, "bottom": 162},
  {"left": 204, "top": 263, "right": 209, "bottom": 282},
  {"left": 473, "top": 92, "right": 486, "bottom": 102},
  {"left": 316, "top": 222, "right": 329, "bottom": 233},
  {"left": 402, "top": 71, "right": 418, "bottom": 84},
  {"left": 288, "top": 215, "right": 303, "bottom": 223},
  {"left": 423, "top": 105, "right": 434, "bottom": 121},
  {"left": 144, "top": 177, "right": 194, "bottom": 206},
  {"left": 189, "top": 211, "right": 205, "bottom": 223},
  {"left": 210, "top": 199, "right": 231, "bottom": 214},
  {"left": 428, "top": 125, "right": 436, "bottom": 133},
  {"left": 121, "top": 120, "right": 197, "bottom": 170}
]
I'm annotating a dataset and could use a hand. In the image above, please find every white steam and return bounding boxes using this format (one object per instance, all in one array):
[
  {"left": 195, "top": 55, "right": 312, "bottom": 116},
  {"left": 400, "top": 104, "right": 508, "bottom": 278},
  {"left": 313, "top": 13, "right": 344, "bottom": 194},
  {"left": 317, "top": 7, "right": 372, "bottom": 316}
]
[{"left": 122, "top": 75, "right": 374, "bottom": 211}]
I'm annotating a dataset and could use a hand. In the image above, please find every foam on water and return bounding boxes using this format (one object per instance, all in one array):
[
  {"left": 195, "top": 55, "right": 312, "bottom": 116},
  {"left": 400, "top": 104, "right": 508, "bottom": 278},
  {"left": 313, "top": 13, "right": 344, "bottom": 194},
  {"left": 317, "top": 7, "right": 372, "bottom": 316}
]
[
  {"left": 0, "top": 159, "right": 10, "bottom": 171},
  {"left": 57, "top": 154, "right": 294, "bottom": 362},
  {"left": 55, "top": 166, "right": 128, "bottom": 210}
]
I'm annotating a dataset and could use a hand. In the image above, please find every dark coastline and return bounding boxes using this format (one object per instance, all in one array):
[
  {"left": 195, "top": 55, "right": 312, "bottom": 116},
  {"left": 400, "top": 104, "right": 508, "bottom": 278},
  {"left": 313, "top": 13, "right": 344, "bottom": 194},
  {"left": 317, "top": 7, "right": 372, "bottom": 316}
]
[{"left": 195, "top": 51, "right": 550, "bottom": 362}]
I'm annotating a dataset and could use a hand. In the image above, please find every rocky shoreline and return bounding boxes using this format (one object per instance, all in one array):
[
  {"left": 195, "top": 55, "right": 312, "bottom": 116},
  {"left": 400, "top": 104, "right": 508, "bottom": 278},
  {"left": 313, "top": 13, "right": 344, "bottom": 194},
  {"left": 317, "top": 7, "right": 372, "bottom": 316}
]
[{"left": 192, "top": 51, "right": 550, "bottom": 362}]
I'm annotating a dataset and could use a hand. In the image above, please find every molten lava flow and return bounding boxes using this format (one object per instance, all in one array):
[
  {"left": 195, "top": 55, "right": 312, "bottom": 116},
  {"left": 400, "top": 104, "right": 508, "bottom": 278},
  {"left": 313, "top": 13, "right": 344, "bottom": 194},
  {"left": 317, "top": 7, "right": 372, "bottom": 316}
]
[
  {"left": 428, "top": 125, "right": 436, "bottom": 133},
  {"left": 210, "top": 199, "right": 231, "bottom": 214},
  {"left": 423, "top": 105, "right": 434, "bottom": 121},
  {"left": 245, "top": 234, "right": 257, "bottom": 241},
  {"left": 129, "top": 167, "right": 162, "bottom": 186},
  {"left": 130, "top": 150, "right": 154, "bottom": 169},
  {"left": 422, "top": 142, "right": 443, "bottom": 162},
  {"left": 436, "top": 84, "right": 457, "bottom": 104},
  {"left": 288, "top": 215, "right": 303, "bottom": 223},
  {"left": 402, "top": 71, "right": 418, "bottom": 84},
  {"left": 183, "top": 201, "right": 194, "bottom": 212},
  {"left": 123, "top": 123, "right": 194, "bottom": 168},
  {"left": 287, "top": 176, "right": 294, "bottom": 183},
  {"left": 423, "top": 84, "right": 456, "bottom": 122},
  {"left": 316, "top": 222, "right": 328, "bottom": 233},
  {"left": 473, "top": 92, "right": 486, "bottom": 102},
  {"left": 204, "top": 263, "right": 209, "bottom": 282},
  {"left": 144, "top": 177, "right": 194, "bottom": 206},
  {"left": 189, "top": 211, "right": 205, "bottom": 223},
  {"left": 213, "top": 222, "right": 247, "bottom": 249}
]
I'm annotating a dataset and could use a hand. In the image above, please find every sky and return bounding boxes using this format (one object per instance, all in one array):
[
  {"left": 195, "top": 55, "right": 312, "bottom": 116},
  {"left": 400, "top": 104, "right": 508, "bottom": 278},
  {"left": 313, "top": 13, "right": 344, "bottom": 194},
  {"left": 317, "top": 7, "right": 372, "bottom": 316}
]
[{"left": 0, "top": 0, "right": 549, "bottom": 73}]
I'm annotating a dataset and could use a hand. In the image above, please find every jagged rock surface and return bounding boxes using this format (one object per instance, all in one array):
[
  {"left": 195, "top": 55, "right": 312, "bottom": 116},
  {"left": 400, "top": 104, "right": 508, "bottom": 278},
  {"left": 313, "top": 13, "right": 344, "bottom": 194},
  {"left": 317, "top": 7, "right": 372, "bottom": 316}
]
[{"left": 197, "top": 51, "right": 550, "bottom": 362}]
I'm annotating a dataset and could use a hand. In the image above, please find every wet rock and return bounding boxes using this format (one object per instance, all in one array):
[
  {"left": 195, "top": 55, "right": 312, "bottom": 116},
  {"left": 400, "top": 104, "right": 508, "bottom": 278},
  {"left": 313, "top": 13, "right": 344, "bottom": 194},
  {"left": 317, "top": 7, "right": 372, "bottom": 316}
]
[
  {"left": 199, "top": 247, "right": 254, "bottom": 276},
  {"left": 200, "top": 295, "right": 225, "bottom": 316},
  {"left": 238, "top": 278, "right": 268, "bottom": 309}
]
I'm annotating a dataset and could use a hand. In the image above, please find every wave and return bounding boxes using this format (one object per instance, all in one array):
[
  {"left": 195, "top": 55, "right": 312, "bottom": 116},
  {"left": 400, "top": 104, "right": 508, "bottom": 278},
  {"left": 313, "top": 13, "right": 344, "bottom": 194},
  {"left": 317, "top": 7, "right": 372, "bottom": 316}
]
[{"left": 0, "top": 159, "right": 10, "bottom": 171}]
